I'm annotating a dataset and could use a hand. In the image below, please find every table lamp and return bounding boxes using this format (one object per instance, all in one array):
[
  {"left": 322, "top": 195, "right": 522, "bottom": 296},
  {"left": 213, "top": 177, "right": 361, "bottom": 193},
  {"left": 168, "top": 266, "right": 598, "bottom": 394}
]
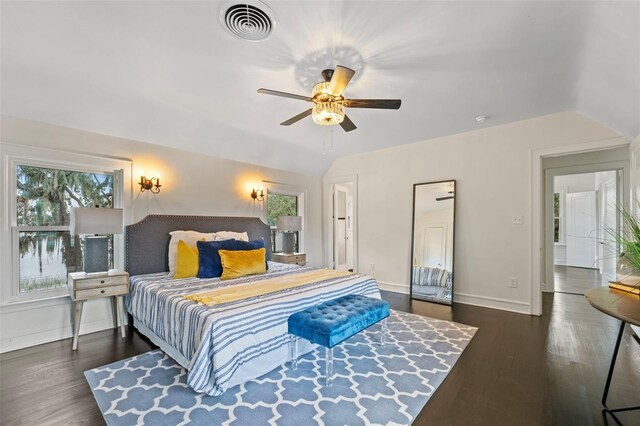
[
  {"left": 71, "top": 207, "right": 123, "bottom": 274},
  {"left": 277, "top": 215, "right": 302, "bottom": 254}
]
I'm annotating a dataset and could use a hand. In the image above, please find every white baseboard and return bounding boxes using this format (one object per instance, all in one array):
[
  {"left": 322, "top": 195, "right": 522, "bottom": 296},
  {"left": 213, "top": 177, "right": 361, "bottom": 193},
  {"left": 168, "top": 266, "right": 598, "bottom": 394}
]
[
  {"left": 377, "top": 281, "right": 532, "bottom": 315},
  {"left": 453, "top": 292, "right": 532, "bottom": 315},
  {"left": 377, "top": 281, "right": 409, "bottom": 294},
  {"left": 0, "top": 318, "right": 122, "bottom": 353}
]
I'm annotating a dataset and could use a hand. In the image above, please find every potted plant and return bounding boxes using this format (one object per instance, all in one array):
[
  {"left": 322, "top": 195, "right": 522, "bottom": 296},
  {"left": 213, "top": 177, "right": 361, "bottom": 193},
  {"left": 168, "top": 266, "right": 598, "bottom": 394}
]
[{"left": 613, "top": 204, "right": 640, "bottom": 288}]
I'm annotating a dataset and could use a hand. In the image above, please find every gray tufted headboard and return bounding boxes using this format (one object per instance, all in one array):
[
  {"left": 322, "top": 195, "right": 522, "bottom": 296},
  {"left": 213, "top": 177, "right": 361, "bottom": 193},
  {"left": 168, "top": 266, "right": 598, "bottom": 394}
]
[{"left": 125, "top": 215, "right": 272, "bottom": 276}]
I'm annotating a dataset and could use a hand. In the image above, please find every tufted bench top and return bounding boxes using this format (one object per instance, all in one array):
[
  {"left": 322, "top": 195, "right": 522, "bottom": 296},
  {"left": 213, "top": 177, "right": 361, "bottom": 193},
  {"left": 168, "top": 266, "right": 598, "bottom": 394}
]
[{"left": 288, "top": 294, "right": 390, "bottom": 348}]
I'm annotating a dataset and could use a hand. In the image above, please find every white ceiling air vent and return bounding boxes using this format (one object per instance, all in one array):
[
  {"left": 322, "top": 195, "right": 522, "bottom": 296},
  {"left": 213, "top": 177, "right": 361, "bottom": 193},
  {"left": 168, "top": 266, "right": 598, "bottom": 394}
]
[{"left": 219, "top": 1, "right": 277, "bottom": 42}]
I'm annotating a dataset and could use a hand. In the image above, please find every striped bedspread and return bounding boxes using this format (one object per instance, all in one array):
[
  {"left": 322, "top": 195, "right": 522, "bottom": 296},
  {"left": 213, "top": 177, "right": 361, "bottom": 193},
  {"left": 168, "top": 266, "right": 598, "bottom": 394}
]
[{"left": 128, "top": 262, "right": 381, "bottom": 396}]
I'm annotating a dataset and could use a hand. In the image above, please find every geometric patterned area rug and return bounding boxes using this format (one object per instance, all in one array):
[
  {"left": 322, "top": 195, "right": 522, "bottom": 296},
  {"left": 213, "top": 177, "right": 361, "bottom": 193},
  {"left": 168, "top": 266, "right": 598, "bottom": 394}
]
[{"left": 85, "top": 310, "right": 477, "bottom": 426}]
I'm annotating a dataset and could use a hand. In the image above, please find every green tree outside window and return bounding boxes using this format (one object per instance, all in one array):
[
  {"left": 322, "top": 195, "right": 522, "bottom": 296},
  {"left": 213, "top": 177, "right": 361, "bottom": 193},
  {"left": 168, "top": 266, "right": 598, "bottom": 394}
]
[
  {"left": 17, "top": 165, "right": 114, "bottom": 292},
  {"left": 266, "top": 190, "right": 299, "bottom": 252}
]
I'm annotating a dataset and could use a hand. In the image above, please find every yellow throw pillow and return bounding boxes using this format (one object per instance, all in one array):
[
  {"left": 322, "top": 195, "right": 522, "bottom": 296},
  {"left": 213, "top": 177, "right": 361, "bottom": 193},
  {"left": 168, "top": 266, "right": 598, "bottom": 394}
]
[
  {"left": 219, "top": 248, "right": 267, "bottom": 280},
  {"left": 175, "top": 239, "right": 199, "bottom": 279}
]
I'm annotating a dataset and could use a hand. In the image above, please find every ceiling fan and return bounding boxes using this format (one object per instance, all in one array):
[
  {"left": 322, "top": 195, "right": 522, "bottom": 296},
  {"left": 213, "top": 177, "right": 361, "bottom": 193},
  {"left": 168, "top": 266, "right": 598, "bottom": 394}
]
[
  {"left": 257, "top": 65, "right": 401, "bottom": 132},
  {"left": 436, "top": 191, "right": 454, "bottom": 201}
]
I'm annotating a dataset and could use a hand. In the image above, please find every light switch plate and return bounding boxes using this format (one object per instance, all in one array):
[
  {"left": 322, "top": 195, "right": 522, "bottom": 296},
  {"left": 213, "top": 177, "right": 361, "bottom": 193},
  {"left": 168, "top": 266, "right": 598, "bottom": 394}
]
[{"left": 511, "top": 215, "right": 524, "bottom": 225}]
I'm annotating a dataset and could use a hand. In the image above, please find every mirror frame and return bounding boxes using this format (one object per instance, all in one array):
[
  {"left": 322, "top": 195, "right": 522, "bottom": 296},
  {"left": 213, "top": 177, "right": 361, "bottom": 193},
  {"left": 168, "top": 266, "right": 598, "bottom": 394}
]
[{"left": 409, "top": 179, "right": 456, "bottom": 305}]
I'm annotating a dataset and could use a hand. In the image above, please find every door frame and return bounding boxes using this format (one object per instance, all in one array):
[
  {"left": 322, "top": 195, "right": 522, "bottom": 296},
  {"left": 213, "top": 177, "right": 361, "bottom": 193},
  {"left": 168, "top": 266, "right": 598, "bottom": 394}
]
[
  {"left": 531, "top": 136, "right": 630, "bottom": 315},
  {"left": 323, "top": 174, "right": 358, "bottom": 271},
  {"left": 544, "top": 163, "right": 626, "bottom": 292}
]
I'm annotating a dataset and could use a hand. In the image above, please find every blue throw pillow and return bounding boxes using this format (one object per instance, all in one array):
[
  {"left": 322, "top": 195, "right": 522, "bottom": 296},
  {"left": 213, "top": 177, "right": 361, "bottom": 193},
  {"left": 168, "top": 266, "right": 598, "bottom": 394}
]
[{"left": 197, "top": 238, "right": 267, "bottom": 278}]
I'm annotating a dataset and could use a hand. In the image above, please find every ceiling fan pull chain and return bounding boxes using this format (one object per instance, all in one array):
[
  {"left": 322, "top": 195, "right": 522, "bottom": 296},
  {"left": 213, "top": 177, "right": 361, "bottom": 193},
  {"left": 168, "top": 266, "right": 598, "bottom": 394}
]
[
  {"left": 331, "top": 126, "right": 334, "bottom": 152},
  {"left": 322, "top": 130, "right": 327, "bottom": 155}
]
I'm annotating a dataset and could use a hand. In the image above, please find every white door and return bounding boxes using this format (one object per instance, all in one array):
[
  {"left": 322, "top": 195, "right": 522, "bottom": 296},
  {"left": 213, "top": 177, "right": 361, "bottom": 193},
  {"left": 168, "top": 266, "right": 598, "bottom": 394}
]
[
  {"left": 333, "top": 185, "right": 349, "bottom": 271},
  {"left": 566, "top": 191, "right": 597, "bottom": 268},
  {"left": 629, "top": 136, "right": 640, "bottom": 337},
  {"left": 422, "top": 225, "right": 446, "bottom": 268},
  {"left": 600, "top": 177, "right": 618, "bottom": 281},
  {"left": 345, "top": 194, "right": 354, "bottom": 269}
]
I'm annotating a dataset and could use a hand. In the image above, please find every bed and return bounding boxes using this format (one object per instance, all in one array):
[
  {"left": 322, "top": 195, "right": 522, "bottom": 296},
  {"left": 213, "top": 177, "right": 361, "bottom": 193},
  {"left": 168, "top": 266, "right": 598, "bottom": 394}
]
[{"left": 125, "top": 215, "right": 381, "bottom": 396}]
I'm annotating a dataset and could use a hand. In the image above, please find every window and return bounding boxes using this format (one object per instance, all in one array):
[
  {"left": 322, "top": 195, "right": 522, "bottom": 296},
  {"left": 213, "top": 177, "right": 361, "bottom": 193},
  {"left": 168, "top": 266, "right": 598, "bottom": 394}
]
[
  {"left": 264, "top": 184, "right": 305, "bottom": 254},
  {"left": 1, "top": 144, "right": 130, "bottom": 305},
  {"left": 554, "top": 192, "right": 561, "bottom": 243},
  {"left": 16, "top": 165, "right": 114, "bottom": 293},
  {"left": 552, "top": 188, "right": 566, "bottom": 244}
]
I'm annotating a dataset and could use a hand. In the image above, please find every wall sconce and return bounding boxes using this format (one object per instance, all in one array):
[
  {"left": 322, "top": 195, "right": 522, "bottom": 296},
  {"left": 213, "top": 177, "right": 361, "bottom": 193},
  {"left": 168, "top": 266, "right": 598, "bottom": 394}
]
[
  {"left": 250, "top": 188, "right": 265, "bottom": 202},
  {"left": 139, "top": 175, "right": 162, "bottom": 194}
]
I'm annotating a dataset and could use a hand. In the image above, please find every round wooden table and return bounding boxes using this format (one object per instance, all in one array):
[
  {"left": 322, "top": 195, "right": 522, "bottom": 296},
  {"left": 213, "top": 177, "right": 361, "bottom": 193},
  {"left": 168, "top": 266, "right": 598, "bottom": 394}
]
[{"left": 585, "top": 287, "right": 640, "bottom": 423}]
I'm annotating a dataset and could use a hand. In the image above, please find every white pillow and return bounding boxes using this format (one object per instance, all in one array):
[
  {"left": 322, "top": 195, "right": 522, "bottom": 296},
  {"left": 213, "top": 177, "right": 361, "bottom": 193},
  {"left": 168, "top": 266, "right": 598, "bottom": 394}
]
[
  {"left": 216, "top": 231, "right": 249, "bottom": 242},
  {"left": 168, "top": 230, "right": 217, "bottom": 275}
]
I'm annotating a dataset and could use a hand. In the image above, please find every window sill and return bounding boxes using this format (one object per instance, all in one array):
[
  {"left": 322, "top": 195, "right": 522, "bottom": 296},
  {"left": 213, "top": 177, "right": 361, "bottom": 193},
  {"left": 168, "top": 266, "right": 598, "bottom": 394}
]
[
  {"left": 554, "top": 243, "right": 566, "bottom": 247},
  {"left": 1, "top": 293, "right": 71, "bottom": 314}
]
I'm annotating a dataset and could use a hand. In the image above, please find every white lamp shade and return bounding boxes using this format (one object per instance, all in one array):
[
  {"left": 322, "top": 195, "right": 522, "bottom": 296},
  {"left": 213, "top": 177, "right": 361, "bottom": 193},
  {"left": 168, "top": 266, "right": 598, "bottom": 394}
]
[
  {"left": 276, "top": 215, "right": 302, "bottom": 232},
  {"left": 71, "top": 207, "right": 123, "bottom": 235}
]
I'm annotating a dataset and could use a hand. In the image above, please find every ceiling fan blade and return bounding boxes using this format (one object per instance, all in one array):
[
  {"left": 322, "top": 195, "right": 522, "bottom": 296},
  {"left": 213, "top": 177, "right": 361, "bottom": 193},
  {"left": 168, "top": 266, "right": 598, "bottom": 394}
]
[
  {"left": 327, "top": 65, "right": 356, "bottom": 97},
  {"left": 280, "top": 108, "right": 313, "bottom": 126},
  {"left": 436, "top": 196, "right": 454, "bottom": 201},
  {"left": 343, "top": 99, "right": 402, "bottom": 109},
  {"left": 258, "top": 88, "right": 312, "bottom": 102},
  {"left": 340, "top": 115, "right": 357, "bottom": 132}
]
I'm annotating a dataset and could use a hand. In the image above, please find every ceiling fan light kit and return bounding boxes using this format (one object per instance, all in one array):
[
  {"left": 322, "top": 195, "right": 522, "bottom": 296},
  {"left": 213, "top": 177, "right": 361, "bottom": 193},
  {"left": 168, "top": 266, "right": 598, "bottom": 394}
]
[
  {"left": 311, "top": 81, "right": 345, "bottom": 125},
  {"left": 257, "top": 65, "right": 401, "bottom": 132}
]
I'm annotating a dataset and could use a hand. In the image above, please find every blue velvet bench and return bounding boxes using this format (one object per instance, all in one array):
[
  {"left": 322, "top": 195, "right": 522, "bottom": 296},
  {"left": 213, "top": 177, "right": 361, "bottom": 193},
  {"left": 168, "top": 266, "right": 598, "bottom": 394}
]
[{"left": 287, "top": 294, "right": 390, "bottom": 386}]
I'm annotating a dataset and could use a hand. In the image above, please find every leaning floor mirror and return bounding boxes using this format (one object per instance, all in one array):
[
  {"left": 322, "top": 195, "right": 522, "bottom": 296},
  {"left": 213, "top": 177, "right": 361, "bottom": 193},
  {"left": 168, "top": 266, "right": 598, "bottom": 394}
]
[{"left": 410, "top": 180, "right": 456, "bottom": 305}]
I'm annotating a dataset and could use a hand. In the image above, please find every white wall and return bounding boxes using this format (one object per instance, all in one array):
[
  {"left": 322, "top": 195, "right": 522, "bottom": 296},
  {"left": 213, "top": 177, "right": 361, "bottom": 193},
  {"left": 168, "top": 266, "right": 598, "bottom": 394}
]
[
  {"left": 0, "top": 116, "right": 323, "bottom": 352},
  {"left": 324, "top": 111, "right": 625, "bottom": 314}
]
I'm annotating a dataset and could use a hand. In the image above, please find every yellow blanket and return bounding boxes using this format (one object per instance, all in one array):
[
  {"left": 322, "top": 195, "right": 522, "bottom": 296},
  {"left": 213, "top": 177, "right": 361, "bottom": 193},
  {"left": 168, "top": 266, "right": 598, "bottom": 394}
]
[{"left": 184, "top": 269, "right": 352, "bottom": 305}]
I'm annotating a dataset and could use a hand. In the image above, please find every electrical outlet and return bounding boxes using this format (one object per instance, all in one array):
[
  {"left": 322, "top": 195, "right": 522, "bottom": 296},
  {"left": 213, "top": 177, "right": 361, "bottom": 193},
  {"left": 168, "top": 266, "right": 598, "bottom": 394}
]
[
  {"left": 509, "top": 277, "right": 518, "bottom": 288},
  {"left": 511, "top": 215, "right": 523, "bottom": 225},
  {"left": 369, "top": 263, "right": 375, "bottom": 271}
]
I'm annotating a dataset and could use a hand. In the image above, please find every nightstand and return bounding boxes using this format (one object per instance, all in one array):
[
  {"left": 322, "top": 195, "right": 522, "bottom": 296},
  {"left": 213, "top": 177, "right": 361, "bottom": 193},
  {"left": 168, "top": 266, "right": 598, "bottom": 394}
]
[
  {"left": 68, "top": 269, "right": 129, "bottom": 350},
  {"left": 271, "top": 252, "right": 306, "bottom": 266}
]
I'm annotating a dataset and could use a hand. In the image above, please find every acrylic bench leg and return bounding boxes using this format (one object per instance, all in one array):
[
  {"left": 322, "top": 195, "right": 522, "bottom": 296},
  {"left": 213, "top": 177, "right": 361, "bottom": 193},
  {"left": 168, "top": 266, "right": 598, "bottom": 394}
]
[
  {"left": 380, "top": 317, "right": 388, "bottom": 347},
  {"left": 325, "top": 346, "right": 333, "bottom": 387},
  {"left": 289, "top": 335, "right": 298, "bottom": 370}
]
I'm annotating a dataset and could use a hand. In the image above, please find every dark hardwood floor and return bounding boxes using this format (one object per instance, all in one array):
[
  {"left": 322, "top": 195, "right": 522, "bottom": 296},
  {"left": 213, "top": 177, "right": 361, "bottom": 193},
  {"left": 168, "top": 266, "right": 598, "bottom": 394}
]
[
  {"left": 554, "top": 265, "right": 608, "bottom": 295},
  {"left": 1, "top": 292, "right": 639, "bottom": 425}
]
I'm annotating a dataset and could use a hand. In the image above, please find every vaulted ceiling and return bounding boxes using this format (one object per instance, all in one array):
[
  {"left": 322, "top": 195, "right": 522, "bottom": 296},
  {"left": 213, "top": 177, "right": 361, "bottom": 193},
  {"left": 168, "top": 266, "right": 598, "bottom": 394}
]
[{"left": 2, "top": 1, "right": 638, "bottom": 176}]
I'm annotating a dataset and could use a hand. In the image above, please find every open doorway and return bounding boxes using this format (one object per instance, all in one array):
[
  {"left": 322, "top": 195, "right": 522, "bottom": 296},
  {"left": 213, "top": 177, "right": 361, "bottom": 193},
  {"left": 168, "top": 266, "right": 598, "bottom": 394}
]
[
  {"left": 532, "top": 142, "right": 631, "bottom": 316},
  {"left": 324, "top": 175, "right": 358, "bottom": 272},
  {"left": 551, "top": 171, "right": 619, "bottom": 294},
  {"left": 332, "top": 183, "right": 354, "bottom": 271}
]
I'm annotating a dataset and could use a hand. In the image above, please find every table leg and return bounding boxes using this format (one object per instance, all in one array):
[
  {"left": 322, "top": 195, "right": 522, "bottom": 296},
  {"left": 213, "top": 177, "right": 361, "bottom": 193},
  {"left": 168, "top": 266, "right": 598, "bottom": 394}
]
[
  {"left": 72, "top": 300, "right": 84, "bottom": 351},
  {"left": 111, "top": 296, "right": 118, "bottom": 329},
  {"left": 380, "top": 317, "right": 388, "bottom": 347},
  {"left": 116, "top": 296, "right": 126, "bottom": 338},
  {"left": 602, "top": 320, "right": 640, "bottom": 422},
  {"left": 325, "top": 346, "right": 333, "bottom": 387},
  {"left": 289, "top": 335, "right": 298, "bottom": 370}
]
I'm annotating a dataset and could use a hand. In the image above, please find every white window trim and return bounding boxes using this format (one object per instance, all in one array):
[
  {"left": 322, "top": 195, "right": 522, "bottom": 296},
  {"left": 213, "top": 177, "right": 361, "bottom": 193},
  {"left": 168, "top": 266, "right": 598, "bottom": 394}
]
[
  {"left": 262, "top": 181, "right": 307, "bottom": 254},
  {"left": 1, "top": 143, "right": 132, "bottom": 306}
]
